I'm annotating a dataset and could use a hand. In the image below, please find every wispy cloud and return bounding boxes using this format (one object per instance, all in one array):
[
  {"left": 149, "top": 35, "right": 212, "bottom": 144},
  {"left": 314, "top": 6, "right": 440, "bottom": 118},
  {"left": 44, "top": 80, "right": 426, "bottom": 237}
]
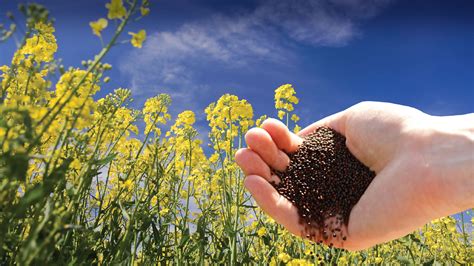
[
  {"left": 120, "top": 0, "right": 392, "bottom": 116},
  {"left": 121, "top": 10, "right": 289, "bottom": 101}
]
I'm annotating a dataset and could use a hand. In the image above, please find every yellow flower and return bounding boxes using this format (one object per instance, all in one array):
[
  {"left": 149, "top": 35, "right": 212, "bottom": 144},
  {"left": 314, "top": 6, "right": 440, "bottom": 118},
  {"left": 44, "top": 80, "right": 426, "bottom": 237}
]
[
  {"left": 275, "top": 84, "right": 299, "bottom": 110},
  {"left": 265, "top": 217, "right": 275, "bottom": 224},
  {"left": 291, "top": 114, "right": 300, "bottom": 122},
  {"left": 70, "top": 159, "right": 82, "bottom": 172},
  {"left": 18, "top": 22, "right": 57, "bottom": 63},
  {"left": 176, "top": 110, "right": 195, "bottom": 126},
  {"left": 49, "top": 69, "right": 99, "bottom": 129},
  {"left": 255, "top": 115, "right": 268, "bottom": 127},
  {"left": 151, "top": 195, "right": 158, "bottom": 206},
  {"left": 446, "top": 220, "right": 456, "bottom": 232},
  {"left": 102, "top": 63, "right": 112, "bottom": 70},
  {"left": 129, "top": 30, "right": 147, "bottom": 48},
  {"left": 293, "top": 125, "right": 301, "bottom": 133},
  {"left": 143, "top": 94, "right": 171, "bottom": 135},
  {"left": 0, "top": 65, "right": 8, "bottom": 72},
  {"left": 375, "top": 257, "right": 383, "bottom": 263},
  {"left": 257, "top": 227, "right": 266, "bottom": 237},
  {"left": 338, "top": 255, "right": 349, "bottom": 264},
  {"left": 106, "top": 0, "right": 127, "bottom": 20},
  {"left": 269, "top": 257, "right": 277, "bottom": 266},
  {"left": 167, "top": 110, "right": 196, "bottom": 142},
  {"left": 287, "top": 259, "right": 312, "bottom": 266},
  {"left": 159, "top": 208, "right": 169, "bottom": 216},
  {"left": 277, "top": 252, "right": 291, "bottom": 263},
  {"left": 205, "top": 94, "right": 254, "bottom": 153},
  {"left": 89, "top": 18, "right": 108, "bottom": 37},
  {"left": 140, "top": 7, "right": 150, "bottom": 16},
  {"left": 98, "top": 253, "right": 103, "bottom": 264},
  {"left": 278, "top": 110, "right": 285, "bottom": 120},
  {"left": 123, "top": 179, "right": 133, "bottom": 190},
  {"left": 209, "top": 153, "right": 219, "bottom": 163}
]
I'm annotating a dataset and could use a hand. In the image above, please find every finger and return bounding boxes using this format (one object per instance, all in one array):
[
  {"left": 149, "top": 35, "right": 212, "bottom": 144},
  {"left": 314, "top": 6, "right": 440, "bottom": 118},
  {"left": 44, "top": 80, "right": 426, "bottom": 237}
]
[
  {"left": 298, "top": 110, "right": 347, "bottom": 137},
  {"left": 235, "top": 148, "right": 281, "bottom": 184},
  {"left": 261, "top": 118, "right": 303, "bottom": 153},
  {"left": 244, "top": 175, "right": 304, "bottom": 236},
  {"left": 245, "top": 127, "right": 290, "bottom": 172}
]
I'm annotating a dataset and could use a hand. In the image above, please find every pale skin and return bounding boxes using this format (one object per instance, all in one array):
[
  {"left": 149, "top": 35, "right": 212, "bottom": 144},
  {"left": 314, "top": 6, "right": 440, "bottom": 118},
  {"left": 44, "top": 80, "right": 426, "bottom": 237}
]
[{"left": 235, "top": 101, "right": 474, "bottom": 251}]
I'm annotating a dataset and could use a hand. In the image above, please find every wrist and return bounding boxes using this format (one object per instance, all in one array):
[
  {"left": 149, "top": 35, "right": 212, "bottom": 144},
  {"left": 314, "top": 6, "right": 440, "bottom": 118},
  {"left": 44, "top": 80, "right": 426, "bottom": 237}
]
[{"left": 417, "top": 113, "right": 474, "bottom": 213}]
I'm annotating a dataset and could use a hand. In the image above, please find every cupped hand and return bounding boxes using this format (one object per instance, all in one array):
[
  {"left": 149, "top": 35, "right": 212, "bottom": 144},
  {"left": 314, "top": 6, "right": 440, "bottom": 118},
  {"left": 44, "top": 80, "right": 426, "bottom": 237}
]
[{"left": 235, "top": 101, "right": 473, "bottom": 251}]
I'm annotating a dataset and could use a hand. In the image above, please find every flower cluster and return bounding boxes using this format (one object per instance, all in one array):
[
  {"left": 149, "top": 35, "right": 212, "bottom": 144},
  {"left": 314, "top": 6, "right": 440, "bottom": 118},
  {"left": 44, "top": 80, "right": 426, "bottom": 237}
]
[
  {"left": 274, "top": 83, "right": 301, "bottom": 132},
  {"left": 143, "top": 94, "right": 171, "bottom": 136},
  {"left": 205, "top": 93, "right": 254, "bottom": 152},
  {"left": 17, "top": 22, "right": 57, "bottom": 63},
  {"left": 2, "top": 22, "right": 56, "bottom": 107}
]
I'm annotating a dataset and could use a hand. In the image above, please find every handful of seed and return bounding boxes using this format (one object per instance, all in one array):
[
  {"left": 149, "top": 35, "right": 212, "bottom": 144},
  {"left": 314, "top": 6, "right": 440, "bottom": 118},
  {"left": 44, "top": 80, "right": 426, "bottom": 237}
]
[{"left": 272, "top": 126, "right": 376, "bottom": 246}]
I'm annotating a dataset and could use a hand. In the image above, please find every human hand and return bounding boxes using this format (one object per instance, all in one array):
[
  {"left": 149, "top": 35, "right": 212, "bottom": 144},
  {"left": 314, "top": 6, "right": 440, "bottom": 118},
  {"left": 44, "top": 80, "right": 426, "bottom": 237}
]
[{"left": 235, "top": 101, "right": 473, "bottom": 251}]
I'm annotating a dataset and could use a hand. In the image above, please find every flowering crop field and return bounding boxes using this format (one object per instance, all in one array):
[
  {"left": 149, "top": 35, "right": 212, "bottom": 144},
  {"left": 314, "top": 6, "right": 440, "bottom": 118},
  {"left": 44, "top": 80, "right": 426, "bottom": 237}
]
[{"left": 0, "top": 1, "right": 472, "bottom": 265}]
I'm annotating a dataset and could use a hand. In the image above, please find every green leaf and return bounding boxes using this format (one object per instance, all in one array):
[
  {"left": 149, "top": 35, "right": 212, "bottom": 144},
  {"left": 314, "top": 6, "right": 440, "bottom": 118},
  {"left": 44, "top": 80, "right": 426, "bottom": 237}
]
[
  {"left": 396, "top": 255, "right": 411, "bottom": 264},
  {"left": 22, "top": 184, "right": 44, "bottom": 205},
  {"left": 94, "top": 152, "right": 117, "bottom": 166},
  {"left": 179, "top": 227, "right": 190, "bottom": 248},
  {"left": 14, "top": 184, "right": 44, "bottom": 217}
]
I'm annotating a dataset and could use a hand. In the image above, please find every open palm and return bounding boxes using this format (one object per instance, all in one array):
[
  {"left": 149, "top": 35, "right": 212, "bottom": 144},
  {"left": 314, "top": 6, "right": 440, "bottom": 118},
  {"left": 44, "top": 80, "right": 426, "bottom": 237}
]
[{"left": 236, "top": 102, "right": 469, "bottom": 251}]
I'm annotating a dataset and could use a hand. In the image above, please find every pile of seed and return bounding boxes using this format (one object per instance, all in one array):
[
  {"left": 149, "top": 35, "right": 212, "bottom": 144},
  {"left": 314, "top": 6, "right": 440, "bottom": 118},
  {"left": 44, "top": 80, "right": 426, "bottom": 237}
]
[{"left": 271, "top": 126, "right": 376, "bottom": 246}]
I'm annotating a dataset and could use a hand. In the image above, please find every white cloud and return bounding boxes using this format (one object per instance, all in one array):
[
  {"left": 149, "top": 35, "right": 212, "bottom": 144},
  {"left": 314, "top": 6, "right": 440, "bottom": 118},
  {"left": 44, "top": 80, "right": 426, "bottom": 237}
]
[
  {"left": 255, "top": 0, "right": 393, "bottom": 46},
  {"left": 120, "top": 0, "right": 392, "bottom": 115}
]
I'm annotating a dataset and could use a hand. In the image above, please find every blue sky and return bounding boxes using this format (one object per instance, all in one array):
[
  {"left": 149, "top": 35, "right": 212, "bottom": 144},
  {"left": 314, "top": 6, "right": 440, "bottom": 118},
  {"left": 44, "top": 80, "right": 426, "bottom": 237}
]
[
  {"left": 1, "top": 0, "right": 472, "bottom": 229},
  {"left": 1, "top": 0, "right": 473, "bottom": 137}
]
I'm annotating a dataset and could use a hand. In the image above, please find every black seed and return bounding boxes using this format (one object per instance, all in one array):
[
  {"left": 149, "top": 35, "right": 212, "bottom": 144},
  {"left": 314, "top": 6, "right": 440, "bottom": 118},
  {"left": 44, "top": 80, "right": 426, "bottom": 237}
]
[{"left": 270, "top": 127, "right": 376, "bottom": 248}]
